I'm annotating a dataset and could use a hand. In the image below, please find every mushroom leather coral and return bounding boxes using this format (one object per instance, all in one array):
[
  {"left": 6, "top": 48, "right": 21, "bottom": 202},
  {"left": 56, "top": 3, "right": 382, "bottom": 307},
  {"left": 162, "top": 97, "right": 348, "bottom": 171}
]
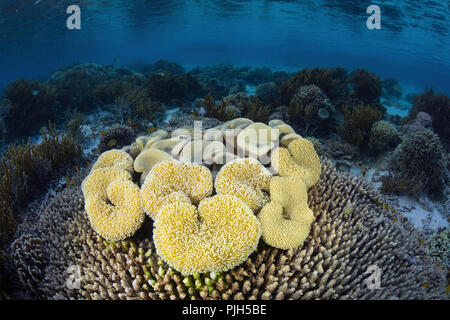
[
  {"left": 140, "top": 160, "right": 213, "bottom": 219},
  {"left": 91, "top": 149, "right": 134, "bottom": 173},
  {"left": 82, "top": 167, "right": 145, "bottom": 241},
  {"left": 272, "top": 137, "right": 321, "bottom": 188},
  {"left": 153, "top": 194, "right": 261, "bottom": 274},
  {"left": 215, "top": 158, "right": 271, "bottom": 212},
  {"left": 258, "top": 176, "right": 314, "bottom": 249}
]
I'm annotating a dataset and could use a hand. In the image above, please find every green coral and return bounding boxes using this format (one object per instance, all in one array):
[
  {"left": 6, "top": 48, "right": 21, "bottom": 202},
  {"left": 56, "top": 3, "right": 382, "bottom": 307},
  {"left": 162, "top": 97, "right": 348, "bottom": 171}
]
[{"left": 368, "top": 120, "right": 401, "bottom": 152}]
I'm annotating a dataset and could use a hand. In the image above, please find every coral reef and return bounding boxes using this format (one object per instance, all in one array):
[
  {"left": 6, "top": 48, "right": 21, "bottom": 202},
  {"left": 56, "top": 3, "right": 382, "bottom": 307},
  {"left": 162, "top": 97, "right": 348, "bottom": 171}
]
[
  {"left": 255, "top": 82, "right": 279, "bottom": 106},
  {"left": 279, "top": 67, "right": 349, "bottom": 107},
  {"left": 408, "top": 89, "right": 450, "bottom": 151},
  {"left": 8, "top": 160, "right": 447, "bottom": 300},
  {"left": 385, "top": 129, "right": 447, "bottom": 197},
  {"left": 98, "top": 124, "right": 135, "bottom": 153}
]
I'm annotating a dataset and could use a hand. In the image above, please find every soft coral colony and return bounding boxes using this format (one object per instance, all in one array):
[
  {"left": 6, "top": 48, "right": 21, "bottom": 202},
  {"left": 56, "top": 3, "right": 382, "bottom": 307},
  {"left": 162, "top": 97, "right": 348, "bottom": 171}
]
[
  {"left": 10, "top": 117, "right": 446, "bottom": 300},
  {"left": 82, "top": 119, "right": 320, "bottom": 275}
]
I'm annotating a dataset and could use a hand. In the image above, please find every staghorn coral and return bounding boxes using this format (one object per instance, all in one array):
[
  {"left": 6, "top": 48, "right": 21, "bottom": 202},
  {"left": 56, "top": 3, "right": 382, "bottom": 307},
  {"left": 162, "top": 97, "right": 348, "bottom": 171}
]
[
  {"left": 98, "top": 124, "right": 134, "bottom": 153},
  {"left": 215, "top": 158, "right": 271, "bottom": 212},
  {"left": 272, "top": 137, "right": 321, "bottom": 189},
  {"left": 140, "top": 161, "right": 213, "bottom": 219},
  {"left": 9, "top": 160, "right": 447, "bottom": 300},
  {"left": 258, "top": 176, "right": 314, "bottom": 250},
  {"left": 154, "top": 195, "right": 261, "bottom": 275}
]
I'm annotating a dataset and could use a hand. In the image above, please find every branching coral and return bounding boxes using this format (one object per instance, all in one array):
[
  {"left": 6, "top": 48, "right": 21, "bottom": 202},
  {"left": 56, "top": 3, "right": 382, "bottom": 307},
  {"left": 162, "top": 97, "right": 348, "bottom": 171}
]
[
  {"left": 215, "top": 158, "right": 271, "bottom": 212},
  {"left": 140, "top": 161, "right": 213, "bottom": 219},
  {"left": 272, "top": 137, "right": 321, "bottom": 189},
  {"left": 82, "top": 167, "right": 145, "bottom": 241},
  {"left": 153, "top": 195, "right": 261, "bottom": 275},
  {"left": 258, "top": 176, "right": 314, "bottom": 249},
  {"left": 9, "top": 160, "right": 447, "bottom": 300}
]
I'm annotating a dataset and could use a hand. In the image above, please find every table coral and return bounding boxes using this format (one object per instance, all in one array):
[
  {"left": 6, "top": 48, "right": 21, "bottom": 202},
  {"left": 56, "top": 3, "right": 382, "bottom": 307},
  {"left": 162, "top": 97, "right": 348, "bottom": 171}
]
[{"left": 153, "top": 194, "right": 261, "bottom": 275}]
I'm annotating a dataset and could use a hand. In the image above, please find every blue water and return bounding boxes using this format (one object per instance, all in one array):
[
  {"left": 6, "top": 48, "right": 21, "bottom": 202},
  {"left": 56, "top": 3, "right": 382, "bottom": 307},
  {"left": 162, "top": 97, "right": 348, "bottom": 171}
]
[{"left": 0, "top": 0, "right": 449, "bottom": 94}]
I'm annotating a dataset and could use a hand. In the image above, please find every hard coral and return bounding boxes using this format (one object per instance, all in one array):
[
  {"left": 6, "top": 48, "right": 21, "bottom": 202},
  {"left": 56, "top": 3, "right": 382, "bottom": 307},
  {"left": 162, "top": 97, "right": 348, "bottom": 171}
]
[
  {"left": 154, "top": 195, "right": 261, "bottom": 275},
  {"left": 98, "top": 124, "right": 134, "bottom": 153},
  {"left": 272, "top": 137, "right": 321, "bottom": 189},
  {"left": 140, "top": 161, "right": 213, "bottom": 219},
  {"left": 259, "top": 176, "right": 314, "bottom": 249},
  {"left": 368, "top": 120, "right": 401, "bottom": 152},
  {"left": 3, "top": 78, "right": 56, "bottom": 139},
  {"left": 387, "top": 129, "right": 447, "bottom": 197},
  {"left": 10, "top": 160, "right": 447, "bottom": 300},
  {"left": 215, "top": 158, "right": 271, "bottom": 212}
]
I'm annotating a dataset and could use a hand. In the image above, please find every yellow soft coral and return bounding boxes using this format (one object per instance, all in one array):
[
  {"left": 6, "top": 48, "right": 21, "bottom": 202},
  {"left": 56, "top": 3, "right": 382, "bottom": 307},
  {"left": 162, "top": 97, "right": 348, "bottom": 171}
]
[
  {"left": 153, "top": 194, "right": 261, "bottom": 274},
  {"left": 82, "top": 167, "right": 145, "bottom": 241},
  {"left": 258, "top": 176, "right": 314, "bottom": 249},
  {"left": 140, "top": 160, "right": 213, "bottom": 219},
  {"left": 91, "top": 149, "right": 134, "bottom": 173},
  {"left": 271, "top": 137, "right": 321, "bottom": 188},
  {"left": 215, "top": 158, "right": 271, "bottom": 212}
]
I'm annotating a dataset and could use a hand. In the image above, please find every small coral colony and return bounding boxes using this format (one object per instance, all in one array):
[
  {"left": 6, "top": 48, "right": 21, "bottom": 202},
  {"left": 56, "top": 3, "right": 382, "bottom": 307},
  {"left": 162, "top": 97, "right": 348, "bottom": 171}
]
[{"left": 0, "top": 62, "right": 449, "bottom": 300}]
